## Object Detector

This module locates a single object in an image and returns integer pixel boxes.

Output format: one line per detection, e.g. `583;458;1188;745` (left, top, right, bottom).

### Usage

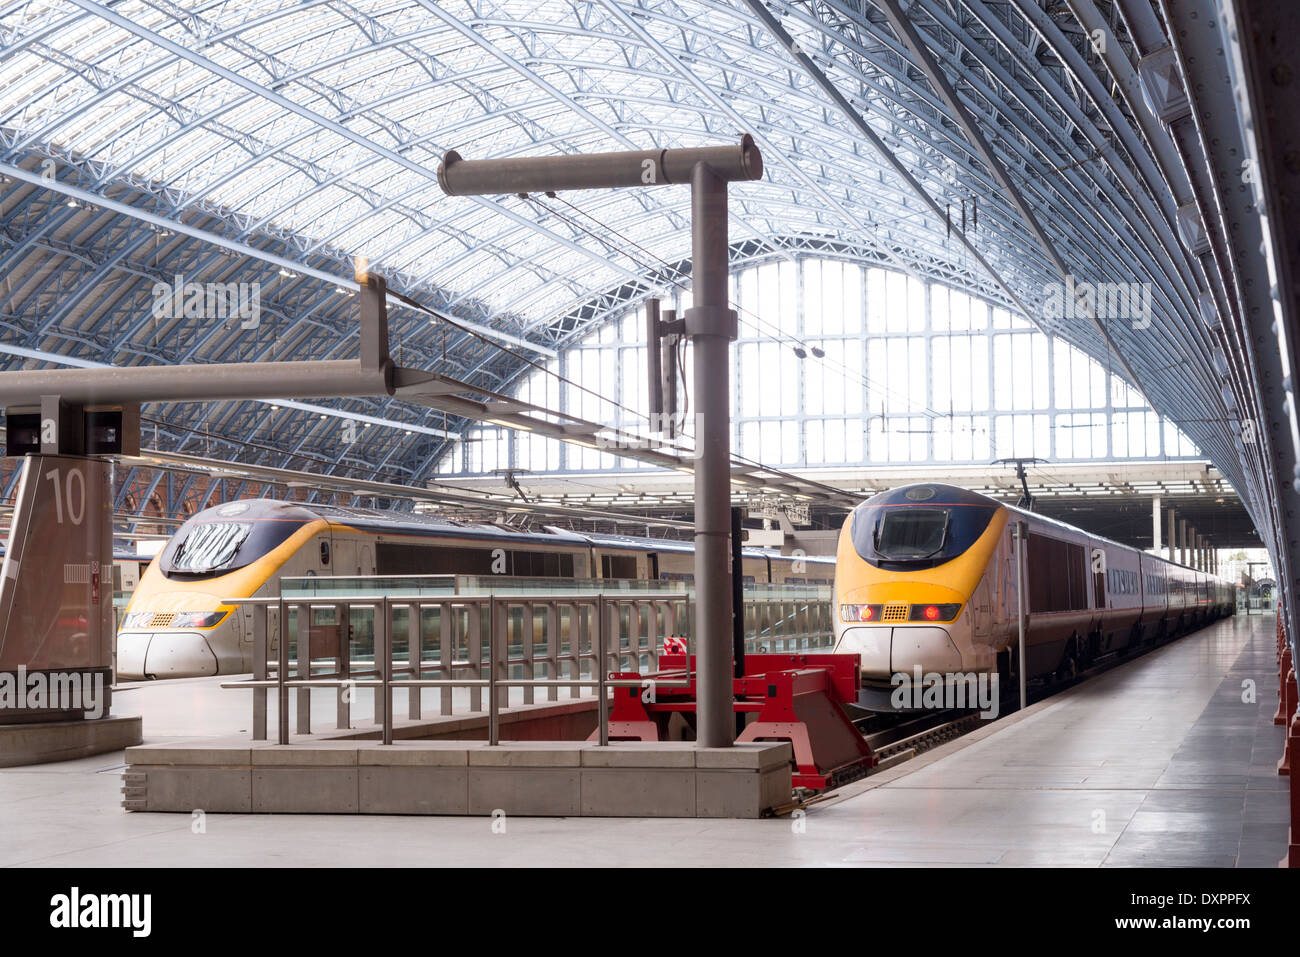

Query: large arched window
436;258;1198;475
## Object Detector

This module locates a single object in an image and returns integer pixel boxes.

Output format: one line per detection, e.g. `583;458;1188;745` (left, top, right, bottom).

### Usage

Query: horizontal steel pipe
0;359;393;405
438;136;763;195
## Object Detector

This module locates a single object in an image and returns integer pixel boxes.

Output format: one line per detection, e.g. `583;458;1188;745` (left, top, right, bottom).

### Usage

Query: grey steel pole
1015;521;1028;712
434;138;763;749
438;141;761;195
0;360;391;405
690;161;737;748
1152;495;1162;553
278;598;289;746
646;298;663;418
597;596;609;747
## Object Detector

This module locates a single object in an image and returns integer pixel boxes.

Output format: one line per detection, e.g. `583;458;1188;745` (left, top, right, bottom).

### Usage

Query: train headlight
908;603;961;622
840;603;883;622
122;611;151;628
169;611;229;629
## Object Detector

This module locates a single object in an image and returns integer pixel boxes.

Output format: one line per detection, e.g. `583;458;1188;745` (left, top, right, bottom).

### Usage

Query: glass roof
0;0;1252;517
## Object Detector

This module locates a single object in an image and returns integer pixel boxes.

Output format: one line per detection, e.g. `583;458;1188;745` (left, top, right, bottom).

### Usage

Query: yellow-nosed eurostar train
117;498;835;679
833;483;1235;704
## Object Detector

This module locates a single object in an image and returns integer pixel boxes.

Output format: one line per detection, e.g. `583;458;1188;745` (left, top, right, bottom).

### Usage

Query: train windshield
168;523;251;574
874;509;948;560
159;515;308;579
852;501;998;569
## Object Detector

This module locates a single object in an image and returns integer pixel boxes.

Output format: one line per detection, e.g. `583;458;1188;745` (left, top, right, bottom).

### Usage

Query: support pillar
1280;666;1297;775
690;161;739;748
1168;507;1177;562
1277;646;1291;725
1288;710;1300;866
1153;495;1162;554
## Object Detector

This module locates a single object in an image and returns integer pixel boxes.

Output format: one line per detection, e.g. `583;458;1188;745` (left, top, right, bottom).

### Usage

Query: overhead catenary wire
388;288;849;500
532;191;949;422
386;286;651;426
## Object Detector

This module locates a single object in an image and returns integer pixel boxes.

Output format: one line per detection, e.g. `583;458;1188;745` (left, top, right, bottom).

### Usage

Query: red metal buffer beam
593;651;876;791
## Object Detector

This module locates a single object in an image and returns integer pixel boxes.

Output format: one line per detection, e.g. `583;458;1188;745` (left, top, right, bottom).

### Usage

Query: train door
971;575;994;641
331;537;362;576
1001;532;1017;621
648;552;659;581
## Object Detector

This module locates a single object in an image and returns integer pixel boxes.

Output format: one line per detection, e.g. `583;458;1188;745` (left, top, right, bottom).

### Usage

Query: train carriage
833;483;1235;705
117;498;834;679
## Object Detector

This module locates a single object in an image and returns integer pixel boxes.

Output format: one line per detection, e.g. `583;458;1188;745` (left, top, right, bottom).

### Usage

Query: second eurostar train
117;498;834;679
833;483;1235;700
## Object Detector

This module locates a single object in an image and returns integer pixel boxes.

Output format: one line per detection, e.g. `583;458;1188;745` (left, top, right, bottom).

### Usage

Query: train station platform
0;612;1285;866
817;610;1288;867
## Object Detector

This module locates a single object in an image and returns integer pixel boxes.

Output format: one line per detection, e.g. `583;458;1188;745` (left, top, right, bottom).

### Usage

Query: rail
220;580;834;746
221;591;690;746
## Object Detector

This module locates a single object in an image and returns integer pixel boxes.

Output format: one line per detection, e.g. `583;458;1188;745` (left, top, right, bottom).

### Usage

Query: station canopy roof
0;1;1248;511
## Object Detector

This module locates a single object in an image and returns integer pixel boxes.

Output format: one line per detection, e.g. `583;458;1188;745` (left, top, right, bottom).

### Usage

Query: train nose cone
837;625;965;680
115;632;218;679
890;626;962;675
115;633;151;679
834;625;892;679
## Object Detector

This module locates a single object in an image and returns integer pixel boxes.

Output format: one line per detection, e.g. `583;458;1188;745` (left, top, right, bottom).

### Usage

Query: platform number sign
45;467;86;525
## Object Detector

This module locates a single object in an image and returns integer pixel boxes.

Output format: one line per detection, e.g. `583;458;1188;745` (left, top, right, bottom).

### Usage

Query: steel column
1153;495;1163;553
690;161;737;748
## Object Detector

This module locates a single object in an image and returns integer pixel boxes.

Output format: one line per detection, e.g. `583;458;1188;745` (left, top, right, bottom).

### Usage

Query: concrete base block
124;738;794;818
0;714;142;767
133;767;252;813
468;742;583;767
696;766;791;818
253;768;359;813
360;767;468;814
581;768;696;816
468;768;581;815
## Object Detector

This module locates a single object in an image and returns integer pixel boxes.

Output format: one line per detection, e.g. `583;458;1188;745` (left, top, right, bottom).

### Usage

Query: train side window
320;541;330;566
1028;534;1088;612
601;554;638;580
507;550;575;578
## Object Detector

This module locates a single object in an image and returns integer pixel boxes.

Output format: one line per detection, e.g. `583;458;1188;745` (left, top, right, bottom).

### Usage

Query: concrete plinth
0;715;142;767
123;739;793;818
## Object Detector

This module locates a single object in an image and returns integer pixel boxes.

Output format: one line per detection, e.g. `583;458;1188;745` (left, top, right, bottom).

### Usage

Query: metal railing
221;591;689;746
220;578;834;746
